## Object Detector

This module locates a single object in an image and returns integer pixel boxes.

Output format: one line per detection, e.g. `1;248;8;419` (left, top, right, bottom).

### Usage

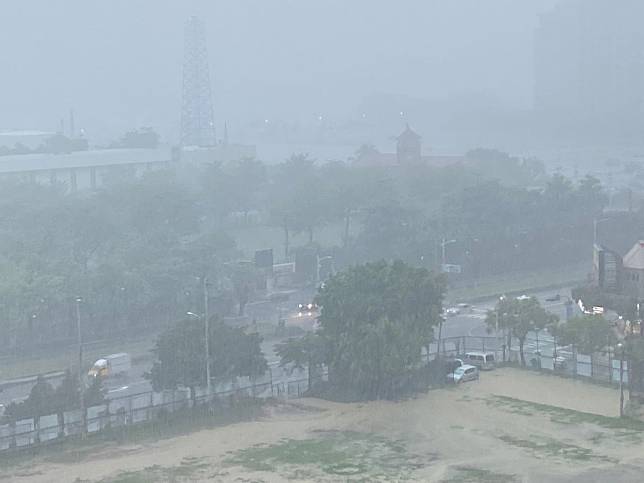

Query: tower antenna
180;16;216;147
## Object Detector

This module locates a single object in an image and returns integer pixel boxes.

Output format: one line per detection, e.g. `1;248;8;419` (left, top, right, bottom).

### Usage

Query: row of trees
3;372;105;421
0;134;89;157
486;296;616;366
200;152;607;276
0;147;609;354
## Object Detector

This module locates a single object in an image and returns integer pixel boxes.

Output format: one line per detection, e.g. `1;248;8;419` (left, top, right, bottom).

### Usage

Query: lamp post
593;217;610;247
187;276;212;397
497;296;505;361
617;342;626;417
75;297;86;438
440;238;457;271
203;277;211;397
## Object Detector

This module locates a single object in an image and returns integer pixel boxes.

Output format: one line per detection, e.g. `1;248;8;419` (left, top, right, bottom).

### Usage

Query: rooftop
623;240;644;270
0;148;173;174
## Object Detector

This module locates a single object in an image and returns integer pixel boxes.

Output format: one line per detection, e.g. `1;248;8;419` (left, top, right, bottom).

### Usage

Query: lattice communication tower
180;16;216;147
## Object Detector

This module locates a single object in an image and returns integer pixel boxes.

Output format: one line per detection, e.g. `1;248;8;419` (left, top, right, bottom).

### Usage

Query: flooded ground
4;368;642;482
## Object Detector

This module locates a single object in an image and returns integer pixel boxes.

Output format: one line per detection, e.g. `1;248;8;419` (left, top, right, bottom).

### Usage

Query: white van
88;353;131;379
464;351;496;370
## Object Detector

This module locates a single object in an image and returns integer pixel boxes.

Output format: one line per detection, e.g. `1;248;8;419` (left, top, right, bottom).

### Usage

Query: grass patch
224;430;432;481
486;395;644;435
441;466;517;482
95;456;211;483
498;434;616;463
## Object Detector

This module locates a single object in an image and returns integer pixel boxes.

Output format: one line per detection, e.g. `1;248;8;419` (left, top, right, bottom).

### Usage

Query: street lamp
593;217;610;247
617;342;626;417
75;296;86;438
496;296;506;361
441;238;457;271
186;276;212;397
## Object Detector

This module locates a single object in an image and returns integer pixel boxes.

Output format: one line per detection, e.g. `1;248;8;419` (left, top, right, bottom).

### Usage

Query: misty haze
2;1;644;482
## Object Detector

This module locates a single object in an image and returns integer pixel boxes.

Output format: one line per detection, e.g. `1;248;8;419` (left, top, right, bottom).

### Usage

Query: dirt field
3;368;644;482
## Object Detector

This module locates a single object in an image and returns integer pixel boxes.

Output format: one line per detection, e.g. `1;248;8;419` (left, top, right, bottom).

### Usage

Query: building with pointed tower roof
353;124;464;168
396;123;422;164
622;241;644;298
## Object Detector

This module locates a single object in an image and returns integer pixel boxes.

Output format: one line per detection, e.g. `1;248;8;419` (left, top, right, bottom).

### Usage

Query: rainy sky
1;0;561;141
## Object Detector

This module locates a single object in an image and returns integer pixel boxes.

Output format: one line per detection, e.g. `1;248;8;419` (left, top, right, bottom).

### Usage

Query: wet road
0;286;317;407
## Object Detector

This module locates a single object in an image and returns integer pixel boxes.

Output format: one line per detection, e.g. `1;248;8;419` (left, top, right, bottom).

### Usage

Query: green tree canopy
551;315;616;355
314;260;446;399
486;296;557;365
147;317;267;401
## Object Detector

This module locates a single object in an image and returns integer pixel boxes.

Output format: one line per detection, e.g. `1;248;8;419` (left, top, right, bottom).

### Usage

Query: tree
84;376;107;407
55;370;80;411
147;317;267;403
276;333;326;388
315;260;445;399
226;159;267;224
5;375;56;420
226;262;257;316
209;321;267;381
268;153;333;247
551;315;616;355
487;297;556;365
147;317;207;404
113;127;159;149
4;371;105;424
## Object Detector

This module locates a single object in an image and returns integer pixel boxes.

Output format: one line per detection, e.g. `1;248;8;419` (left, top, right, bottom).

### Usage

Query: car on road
88;353;131;379
297;302;319;317
445;307;460;316
446;364;479;384
545;294;561;302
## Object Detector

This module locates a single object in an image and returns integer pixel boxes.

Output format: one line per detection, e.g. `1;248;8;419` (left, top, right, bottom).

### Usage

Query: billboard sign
441;264;462;274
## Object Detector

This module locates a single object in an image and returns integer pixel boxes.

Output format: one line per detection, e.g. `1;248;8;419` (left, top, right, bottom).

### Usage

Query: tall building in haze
534;0;644;139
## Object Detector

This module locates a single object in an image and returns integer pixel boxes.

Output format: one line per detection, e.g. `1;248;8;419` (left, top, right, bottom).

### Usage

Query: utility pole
440;238;456;271
593;217;610;247
497;296;506;361
203;277;211;396
75;297;86;438
593;219;598;247
618;342;626;417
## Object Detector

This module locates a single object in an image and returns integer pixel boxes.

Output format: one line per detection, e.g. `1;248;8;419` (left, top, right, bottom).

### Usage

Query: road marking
108;386;129;393
107;380;149;393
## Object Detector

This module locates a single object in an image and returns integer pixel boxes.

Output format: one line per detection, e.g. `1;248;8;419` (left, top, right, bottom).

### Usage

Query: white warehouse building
0;148;176;192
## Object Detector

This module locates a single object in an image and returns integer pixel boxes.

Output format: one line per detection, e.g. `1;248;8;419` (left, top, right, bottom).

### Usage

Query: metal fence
433;335;629;386
0;366;315;454
1;335;628;454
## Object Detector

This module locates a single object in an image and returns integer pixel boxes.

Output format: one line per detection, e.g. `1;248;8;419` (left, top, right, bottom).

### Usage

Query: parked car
446;364;479;384
464;351;496;370
445;358;464;374
545;294;561;302
445;307;460;316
